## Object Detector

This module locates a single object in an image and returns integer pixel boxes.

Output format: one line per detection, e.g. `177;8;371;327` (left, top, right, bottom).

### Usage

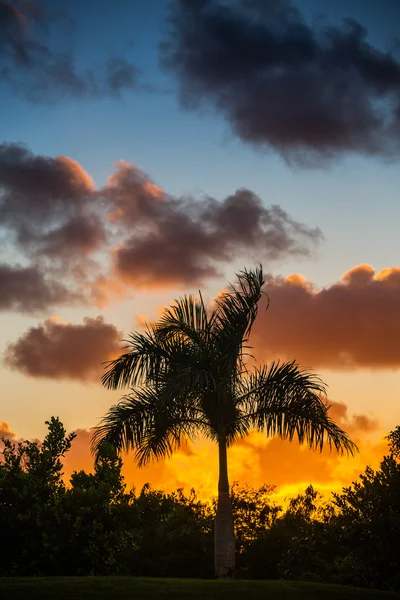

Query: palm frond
210;266;267;376
102;296;212;391
102;328;176;390
238;361;357;456
92;389;151;456
156;293;210;344
98;265;356;473
91;386;210;466
224;405;253;447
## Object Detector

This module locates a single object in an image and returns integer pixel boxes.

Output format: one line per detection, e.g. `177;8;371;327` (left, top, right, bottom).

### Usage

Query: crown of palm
92;267;356;465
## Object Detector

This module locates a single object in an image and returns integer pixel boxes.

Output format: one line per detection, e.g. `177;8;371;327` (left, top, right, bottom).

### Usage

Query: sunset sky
1;0;400;503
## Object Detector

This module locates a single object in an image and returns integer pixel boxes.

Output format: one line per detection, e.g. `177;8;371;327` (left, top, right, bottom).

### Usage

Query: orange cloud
223;399;382;503
63;428;191;493
89;274;131;308
103;161;321;290
329;400;379;434
0;144;322;313
4;316;123;382
250;264;400;370
0;403;385;508
133;305;167;330
0;420;18;455
0;420;16;440
60;402;384;506
55;156;95;191
105;160;166;223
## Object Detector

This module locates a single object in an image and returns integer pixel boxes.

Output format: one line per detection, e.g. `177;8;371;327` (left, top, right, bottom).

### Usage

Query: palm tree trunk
214;435;235;578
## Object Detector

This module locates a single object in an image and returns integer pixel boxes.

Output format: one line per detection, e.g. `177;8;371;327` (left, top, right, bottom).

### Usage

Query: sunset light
1;0;399;596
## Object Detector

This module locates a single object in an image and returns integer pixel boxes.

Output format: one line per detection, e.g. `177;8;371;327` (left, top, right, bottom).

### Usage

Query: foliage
328;455;400;591
126;485;213;577
0;418;399;592
387;426;400;458
0;417;75;575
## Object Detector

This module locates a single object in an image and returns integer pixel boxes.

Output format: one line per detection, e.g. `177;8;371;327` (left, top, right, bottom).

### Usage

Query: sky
1;0;400;503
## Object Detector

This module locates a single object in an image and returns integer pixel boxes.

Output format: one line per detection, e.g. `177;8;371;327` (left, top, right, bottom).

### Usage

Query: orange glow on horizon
63;427;388;506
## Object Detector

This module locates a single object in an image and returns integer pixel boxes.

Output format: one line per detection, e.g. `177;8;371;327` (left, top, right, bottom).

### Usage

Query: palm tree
92;266;357;578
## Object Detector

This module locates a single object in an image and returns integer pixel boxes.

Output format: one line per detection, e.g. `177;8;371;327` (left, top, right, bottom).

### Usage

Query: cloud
106;58;140;94
0;142;100;259
250;264;400;369
0;142;322;312
4;316;123;381
224;399;380;503
61;400;383;504
0;420;16;440
102;161;322;288
0;398;382;504
0;143;105;312
62;429;95;478
161;0;400;165
328;400;379;435
35;215;106;260
0;0;140;102
0;420;17;455
0;264;81;312
63;428;191;493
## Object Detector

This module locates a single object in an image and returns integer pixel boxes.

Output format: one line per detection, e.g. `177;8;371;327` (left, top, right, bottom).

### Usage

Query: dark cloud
4;316;123;381
0;264;80;313
0;143;322;310
0;142;99;257
103;161;322;288
0;0;140;101
329;401;379;435
30;215;106;261
0;142;92;201
161;0;400;165
250;264;400;369
106;58;140;94
0;143;106;312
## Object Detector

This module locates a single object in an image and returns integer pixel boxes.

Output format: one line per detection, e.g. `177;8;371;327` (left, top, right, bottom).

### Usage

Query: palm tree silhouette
92;266;357;578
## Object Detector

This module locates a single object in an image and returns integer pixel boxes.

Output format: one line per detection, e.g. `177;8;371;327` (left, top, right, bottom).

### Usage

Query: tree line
1;416;399;592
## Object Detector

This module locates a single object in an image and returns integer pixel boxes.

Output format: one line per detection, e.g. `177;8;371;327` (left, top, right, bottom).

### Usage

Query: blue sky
3;0;399;289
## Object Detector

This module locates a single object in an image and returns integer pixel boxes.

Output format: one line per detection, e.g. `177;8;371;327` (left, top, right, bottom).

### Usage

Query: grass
0;577;399;600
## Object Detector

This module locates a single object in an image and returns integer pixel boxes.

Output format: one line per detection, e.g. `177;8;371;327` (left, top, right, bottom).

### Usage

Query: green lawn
0;577;398;600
